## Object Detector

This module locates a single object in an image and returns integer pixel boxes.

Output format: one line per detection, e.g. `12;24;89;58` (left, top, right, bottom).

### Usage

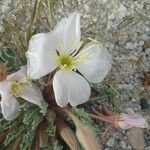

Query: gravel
0;0;150;149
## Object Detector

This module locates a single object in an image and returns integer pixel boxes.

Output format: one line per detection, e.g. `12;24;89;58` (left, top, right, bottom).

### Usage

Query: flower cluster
0;12;112;120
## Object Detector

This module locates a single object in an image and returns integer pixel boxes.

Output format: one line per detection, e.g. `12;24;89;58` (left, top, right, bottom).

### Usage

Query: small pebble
120;141;127;149
140;99;149;109
144;130;150;146
106;138;115;147
128;128;146;150
145;146;150;150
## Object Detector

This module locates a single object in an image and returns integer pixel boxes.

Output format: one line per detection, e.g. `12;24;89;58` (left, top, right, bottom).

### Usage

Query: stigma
57;54;75;70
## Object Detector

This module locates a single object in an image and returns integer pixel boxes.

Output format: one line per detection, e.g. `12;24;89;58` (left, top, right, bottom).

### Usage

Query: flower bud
56;118;80;150
64;108;101;150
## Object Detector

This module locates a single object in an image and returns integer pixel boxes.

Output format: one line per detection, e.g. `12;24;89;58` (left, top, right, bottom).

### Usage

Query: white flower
26;12;111;107
0;66;44;121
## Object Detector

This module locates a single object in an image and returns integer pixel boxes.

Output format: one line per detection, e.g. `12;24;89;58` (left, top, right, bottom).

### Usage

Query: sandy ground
0;0;150;149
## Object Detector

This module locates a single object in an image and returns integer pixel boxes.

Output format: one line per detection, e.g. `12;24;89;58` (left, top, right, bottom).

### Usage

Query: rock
143;72;150;87
144;0;150;3
120;141;127;149
143;39;150;49
145;146;150;150
117;34;128;45
126;145;132;150
140;99;149;110
128;128;146;150
144;129;150;146
84;4;90;12
118;84;134;90
106;137;115;147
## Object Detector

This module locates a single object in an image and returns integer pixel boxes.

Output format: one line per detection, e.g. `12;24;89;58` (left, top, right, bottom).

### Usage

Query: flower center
57;54;75;70
10;81;20;96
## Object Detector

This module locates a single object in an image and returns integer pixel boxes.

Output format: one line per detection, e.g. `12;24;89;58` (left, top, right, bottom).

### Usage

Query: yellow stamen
77;41;83;51
73;45;94;63
57;54;75;70
71;41;83;57
9;81;20;97
57;42;93;70
19;77;32;87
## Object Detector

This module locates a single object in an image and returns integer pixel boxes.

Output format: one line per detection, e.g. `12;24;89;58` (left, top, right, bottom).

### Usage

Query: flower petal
20;84;43;106
26;33;58;79
76;43;112;83
1;95;20;121
53;12;81;54
118;121;132;129
119;113;148;129
7;65;27;81
0;80;11;96
53;70;91;107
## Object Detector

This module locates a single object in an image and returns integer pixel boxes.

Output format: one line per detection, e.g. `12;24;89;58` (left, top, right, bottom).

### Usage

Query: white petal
53;70;91;107
76;43;112;83
7;65;27;81
53;12;81;54
1;95;20;121
20;84;43;106
26;33;58;79
0;80;11;96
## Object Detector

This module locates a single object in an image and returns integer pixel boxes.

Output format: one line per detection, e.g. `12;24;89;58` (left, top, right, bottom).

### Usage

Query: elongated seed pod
56;118;80;150
64;108;101;150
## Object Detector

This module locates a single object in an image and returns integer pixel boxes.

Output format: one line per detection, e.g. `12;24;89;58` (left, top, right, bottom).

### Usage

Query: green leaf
20;129;35;150
104;88;121;112
3;116;24;146
19;105;44;150
72;107;100;135
0;118;12;132
0;143;6;150
72;108;92;125
0;49;21;71
46;122;56;137
4;126;24;146
23;106;43;129
40;101;48;115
